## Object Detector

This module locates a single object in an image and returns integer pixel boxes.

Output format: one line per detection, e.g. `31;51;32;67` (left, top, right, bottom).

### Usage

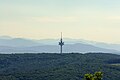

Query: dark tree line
0;53;119;80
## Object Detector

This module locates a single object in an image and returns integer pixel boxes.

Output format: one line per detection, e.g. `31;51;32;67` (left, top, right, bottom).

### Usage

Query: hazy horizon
1;0;120;43
0;35;119;45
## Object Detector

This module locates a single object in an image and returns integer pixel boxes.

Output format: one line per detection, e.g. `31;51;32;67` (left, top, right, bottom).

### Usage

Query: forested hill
0;53;120;80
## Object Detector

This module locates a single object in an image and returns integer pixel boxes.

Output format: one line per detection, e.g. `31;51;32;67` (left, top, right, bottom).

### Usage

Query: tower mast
59;32;64;53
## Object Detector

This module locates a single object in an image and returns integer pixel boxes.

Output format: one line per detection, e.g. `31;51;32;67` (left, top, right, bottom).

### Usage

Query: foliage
84;73;94;80
84;71;103;80
0;53;119;80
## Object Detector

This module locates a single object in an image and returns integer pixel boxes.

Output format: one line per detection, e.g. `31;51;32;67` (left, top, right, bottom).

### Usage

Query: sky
0;0;120;43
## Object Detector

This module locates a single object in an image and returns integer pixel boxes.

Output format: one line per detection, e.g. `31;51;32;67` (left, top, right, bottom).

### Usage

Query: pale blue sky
0;0;120;43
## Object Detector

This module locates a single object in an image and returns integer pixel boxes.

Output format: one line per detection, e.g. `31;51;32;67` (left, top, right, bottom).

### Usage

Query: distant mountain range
0;36;120;54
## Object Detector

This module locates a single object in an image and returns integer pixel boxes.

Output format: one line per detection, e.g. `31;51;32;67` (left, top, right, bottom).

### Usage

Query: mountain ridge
0;36;120;54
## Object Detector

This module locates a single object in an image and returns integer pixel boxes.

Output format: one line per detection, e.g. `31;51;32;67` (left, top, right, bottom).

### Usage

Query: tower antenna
59;32;64;53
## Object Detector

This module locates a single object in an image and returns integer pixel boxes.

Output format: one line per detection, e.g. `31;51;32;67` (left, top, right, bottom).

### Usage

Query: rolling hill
0;53;119;80
0;36;120;54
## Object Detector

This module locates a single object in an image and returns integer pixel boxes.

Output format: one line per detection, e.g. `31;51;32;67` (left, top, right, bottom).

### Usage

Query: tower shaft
60;45;62;53
59;32;64;53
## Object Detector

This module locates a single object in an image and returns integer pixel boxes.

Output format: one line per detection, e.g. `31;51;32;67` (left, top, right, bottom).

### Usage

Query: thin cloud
106;16;120;20
30;16;80;23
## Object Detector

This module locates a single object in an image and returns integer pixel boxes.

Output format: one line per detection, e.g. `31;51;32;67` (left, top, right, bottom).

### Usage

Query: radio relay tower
59;32;64;53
